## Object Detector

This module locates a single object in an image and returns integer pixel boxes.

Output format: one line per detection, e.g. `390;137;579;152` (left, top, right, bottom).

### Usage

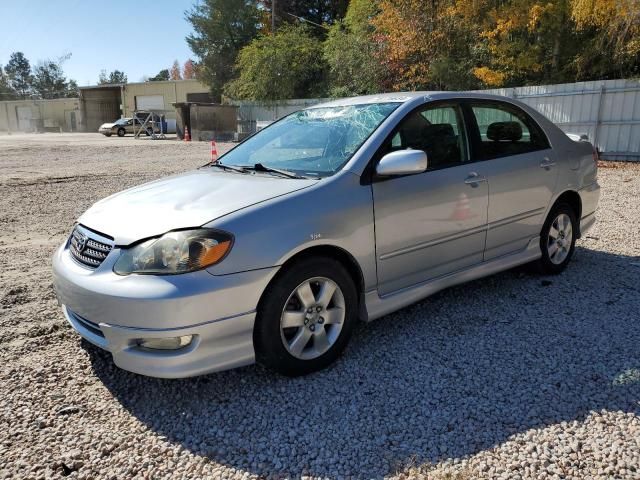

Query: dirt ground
1;133;639;479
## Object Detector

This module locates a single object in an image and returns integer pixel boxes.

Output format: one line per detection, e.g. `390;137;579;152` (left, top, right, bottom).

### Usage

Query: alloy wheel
547;213;573;265
280;277;345;360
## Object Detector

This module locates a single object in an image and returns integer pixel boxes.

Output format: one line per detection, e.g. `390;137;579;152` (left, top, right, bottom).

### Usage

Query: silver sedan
52;92;600;377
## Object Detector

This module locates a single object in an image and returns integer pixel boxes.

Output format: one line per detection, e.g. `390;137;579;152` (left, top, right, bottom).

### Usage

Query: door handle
540;157;556;169
464;172;487;185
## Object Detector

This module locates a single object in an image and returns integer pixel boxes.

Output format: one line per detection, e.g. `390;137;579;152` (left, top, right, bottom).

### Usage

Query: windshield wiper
205;162;248;174
244;163;305;179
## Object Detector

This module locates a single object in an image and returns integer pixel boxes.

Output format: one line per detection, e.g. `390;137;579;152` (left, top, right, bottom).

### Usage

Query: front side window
220;103;400;177
385;105;467;170
470;103;550;159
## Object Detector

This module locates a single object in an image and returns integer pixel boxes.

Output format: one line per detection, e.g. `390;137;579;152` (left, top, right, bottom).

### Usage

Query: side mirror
376;149;428;177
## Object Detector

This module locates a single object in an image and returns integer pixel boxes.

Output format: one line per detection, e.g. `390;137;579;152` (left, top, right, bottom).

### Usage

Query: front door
372;103;489;296
465;101;559;260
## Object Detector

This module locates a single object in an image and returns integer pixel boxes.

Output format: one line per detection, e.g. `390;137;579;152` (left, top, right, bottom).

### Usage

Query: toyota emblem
76;233;88;252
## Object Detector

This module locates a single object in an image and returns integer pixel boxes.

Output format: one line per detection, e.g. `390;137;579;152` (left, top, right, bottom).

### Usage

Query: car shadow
86;245;640;478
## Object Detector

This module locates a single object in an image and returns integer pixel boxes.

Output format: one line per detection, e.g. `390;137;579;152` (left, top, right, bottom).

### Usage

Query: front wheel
117;128;126;137
254;257;357;376
536;203;577;274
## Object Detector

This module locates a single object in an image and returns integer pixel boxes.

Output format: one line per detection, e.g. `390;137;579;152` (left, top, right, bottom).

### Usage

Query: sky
0;0;196;85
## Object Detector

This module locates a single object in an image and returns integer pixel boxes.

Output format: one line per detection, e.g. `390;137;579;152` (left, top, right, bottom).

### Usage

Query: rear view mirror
376;149;428;177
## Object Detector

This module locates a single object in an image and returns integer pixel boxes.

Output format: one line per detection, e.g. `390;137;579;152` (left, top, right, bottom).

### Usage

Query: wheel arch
257;244;367;321
551;190;582;237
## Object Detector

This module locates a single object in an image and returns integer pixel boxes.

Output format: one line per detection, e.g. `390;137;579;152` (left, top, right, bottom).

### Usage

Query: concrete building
78;79;212;132
0;98;81;133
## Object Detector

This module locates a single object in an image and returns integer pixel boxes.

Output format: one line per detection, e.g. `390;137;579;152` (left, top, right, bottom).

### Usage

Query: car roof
309;91;518;108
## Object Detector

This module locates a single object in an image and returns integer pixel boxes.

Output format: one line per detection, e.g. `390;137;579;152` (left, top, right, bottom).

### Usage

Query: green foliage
98;69;127;85
260;0;348;34
186;0;262;101
31;56;77;99
5;52;32;98
186;0;640;99
324;0;385;96
148;69;170;81
224;24;327;101
0;66;17;100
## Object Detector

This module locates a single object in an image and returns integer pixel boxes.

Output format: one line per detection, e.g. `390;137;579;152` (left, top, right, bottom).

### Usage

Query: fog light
136;335;193;350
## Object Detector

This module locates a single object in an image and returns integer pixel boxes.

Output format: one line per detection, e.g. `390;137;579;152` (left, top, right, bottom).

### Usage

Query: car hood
78;169;318;245
99;123;116;129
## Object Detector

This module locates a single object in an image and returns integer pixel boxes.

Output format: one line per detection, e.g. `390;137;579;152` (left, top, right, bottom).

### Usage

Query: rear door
464;100;558;260
372;102;489;295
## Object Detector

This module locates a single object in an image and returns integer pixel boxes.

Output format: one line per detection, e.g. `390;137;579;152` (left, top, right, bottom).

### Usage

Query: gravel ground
1;133;639;479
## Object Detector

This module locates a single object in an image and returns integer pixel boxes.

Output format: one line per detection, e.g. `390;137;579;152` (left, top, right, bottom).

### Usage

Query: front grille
69;227;113;269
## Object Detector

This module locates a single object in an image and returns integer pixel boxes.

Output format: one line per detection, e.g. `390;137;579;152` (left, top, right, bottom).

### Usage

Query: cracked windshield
220;103;399;177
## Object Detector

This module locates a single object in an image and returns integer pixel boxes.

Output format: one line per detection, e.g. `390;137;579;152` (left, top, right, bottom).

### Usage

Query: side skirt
364;237;541;322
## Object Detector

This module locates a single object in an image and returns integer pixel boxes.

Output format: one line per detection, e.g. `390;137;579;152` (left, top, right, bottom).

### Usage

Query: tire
536;202;578;274
254;257;358;376
103;133;111;137
117;128;126;137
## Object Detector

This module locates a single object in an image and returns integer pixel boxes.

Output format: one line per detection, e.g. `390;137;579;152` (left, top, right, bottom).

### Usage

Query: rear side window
470;103;549;159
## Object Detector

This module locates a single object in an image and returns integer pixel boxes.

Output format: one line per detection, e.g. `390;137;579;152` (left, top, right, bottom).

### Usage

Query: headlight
113;229;233;275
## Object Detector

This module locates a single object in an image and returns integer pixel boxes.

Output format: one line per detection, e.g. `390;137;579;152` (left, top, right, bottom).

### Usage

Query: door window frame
367;100;471;183
461;99;551;161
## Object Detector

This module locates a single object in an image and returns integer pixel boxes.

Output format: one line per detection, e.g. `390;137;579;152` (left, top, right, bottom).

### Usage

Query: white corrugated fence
483;79;640;161
228;79;640;161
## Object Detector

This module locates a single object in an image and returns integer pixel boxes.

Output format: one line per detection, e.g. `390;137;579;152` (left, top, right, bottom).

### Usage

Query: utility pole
272;0;276;33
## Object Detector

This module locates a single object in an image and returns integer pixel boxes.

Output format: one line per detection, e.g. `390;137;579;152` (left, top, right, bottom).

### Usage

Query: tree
183;59;196;79
372;0;473;90
5;52;32;98
65;79;79;98
0;66;17;100
148;69;170;81
571;0;640;78
98;69;127;84
260;0;348;34
170;60;182;80
324;0;385;96
448;0;578;87
186;0;262;101
32;58;76;99
372;0;595;90
224;24;327;100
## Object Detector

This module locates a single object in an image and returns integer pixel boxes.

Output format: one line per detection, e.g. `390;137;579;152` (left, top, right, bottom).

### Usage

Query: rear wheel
254;257;357;376
536;203;577;274
117;127;126;137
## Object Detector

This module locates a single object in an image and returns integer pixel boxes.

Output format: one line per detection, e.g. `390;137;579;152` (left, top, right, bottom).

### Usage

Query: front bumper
52;240;278;378
62;305;255;378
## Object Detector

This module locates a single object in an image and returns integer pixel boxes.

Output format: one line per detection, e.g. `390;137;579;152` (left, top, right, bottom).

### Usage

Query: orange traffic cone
210;141;218;163
451;193;471;221
184;125;191;142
